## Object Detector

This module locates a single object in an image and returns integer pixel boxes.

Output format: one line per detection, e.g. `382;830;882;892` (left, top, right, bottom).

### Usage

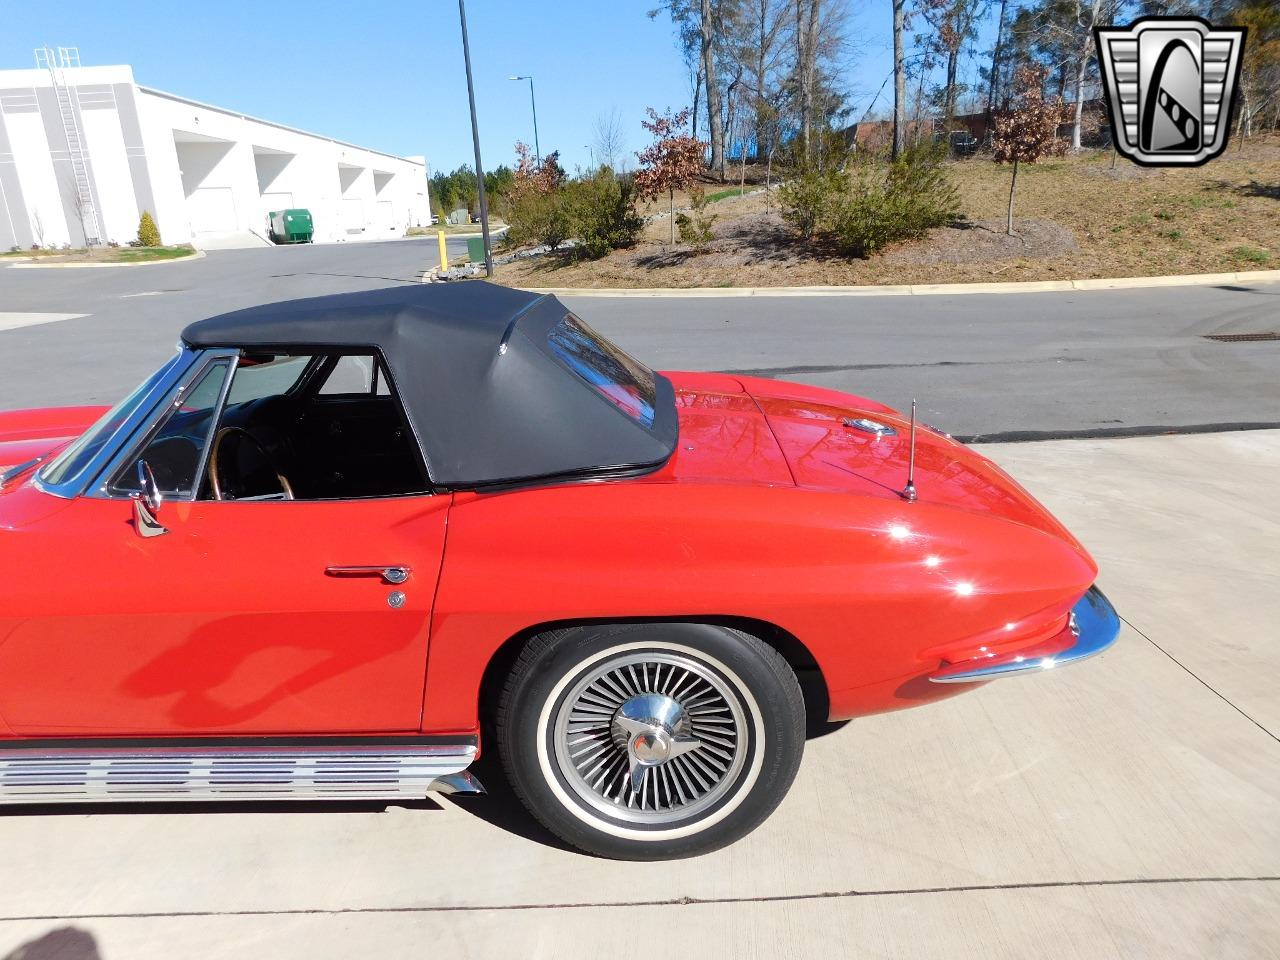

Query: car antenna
901;399;918;502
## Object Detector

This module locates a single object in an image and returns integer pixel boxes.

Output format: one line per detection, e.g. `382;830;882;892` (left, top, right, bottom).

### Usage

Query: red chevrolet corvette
0;282;1117;859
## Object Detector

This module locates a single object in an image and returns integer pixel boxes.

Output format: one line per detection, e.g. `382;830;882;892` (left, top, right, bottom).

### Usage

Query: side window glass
226;355;310;403
319;354;376;395
112;360;230;498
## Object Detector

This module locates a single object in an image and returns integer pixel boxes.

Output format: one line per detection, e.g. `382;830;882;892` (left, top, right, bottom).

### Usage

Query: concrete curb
527;268;1280;298
5;250;206;269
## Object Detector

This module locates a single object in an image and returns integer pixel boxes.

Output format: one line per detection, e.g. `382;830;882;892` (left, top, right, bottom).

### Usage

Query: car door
0;495;450;738
0;352;449;737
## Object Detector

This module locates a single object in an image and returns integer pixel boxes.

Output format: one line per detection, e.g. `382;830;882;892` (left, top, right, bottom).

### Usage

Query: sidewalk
0;430;1274;959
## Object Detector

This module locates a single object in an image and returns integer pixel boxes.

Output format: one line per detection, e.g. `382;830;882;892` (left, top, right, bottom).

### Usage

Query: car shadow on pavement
446;748;580;854
445;713;853;856
0;797;445;818
3;926;101;960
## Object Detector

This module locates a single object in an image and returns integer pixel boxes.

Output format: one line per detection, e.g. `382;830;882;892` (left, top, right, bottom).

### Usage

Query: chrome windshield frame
31;347;241;501
86;347;241;501
33;349;199;500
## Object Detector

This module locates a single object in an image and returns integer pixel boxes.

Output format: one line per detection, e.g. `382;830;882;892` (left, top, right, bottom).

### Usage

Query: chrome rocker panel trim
928;586;1120;684
0;737;484;804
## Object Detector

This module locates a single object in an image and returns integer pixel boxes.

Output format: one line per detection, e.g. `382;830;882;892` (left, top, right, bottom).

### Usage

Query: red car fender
420;479;1096;732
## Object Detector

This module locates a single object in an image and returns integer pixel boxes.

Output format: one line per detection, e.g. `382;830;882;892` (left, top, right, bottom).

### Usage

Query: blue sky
4;2;993;176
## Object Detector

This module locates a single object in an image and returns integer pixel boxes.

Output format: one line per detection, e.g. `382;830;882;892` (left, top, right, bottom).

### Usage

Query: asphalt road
1;240;1278;439
0;243;1277;956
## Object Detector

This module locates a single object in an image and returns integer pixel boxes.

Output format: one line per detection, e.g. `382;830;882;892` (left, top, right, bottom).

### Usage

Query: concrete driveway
0;429;1274;959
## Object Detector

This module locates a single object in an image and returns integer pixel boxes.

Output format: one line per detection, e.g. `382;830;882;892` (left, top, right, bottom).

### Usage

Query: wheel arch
477;615;830;736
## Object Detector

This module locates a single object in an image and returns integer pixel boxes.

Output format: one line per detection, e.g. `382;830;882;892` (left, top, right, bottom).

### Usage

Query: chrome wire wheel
550;649;753;826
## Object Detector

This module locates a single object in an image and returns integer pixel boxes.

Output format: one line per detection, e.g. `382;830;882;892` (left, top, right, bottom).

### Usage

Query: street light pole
508;75;540;163
458;0;493;277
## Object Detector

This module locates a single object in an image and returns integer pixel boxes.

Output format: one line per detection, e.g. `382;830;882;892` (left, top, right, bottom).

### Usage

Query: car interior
111;352;430;501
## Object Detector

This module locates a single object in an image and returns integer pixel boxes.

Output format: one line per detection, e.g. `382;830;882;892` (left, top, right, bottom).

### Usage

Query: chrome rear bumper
928;586;1120;684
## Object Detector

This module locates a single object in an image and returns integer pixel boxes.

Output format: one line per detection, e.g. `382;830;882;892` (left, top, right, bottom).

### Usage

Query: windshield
38;351;186;489
547;314;657;428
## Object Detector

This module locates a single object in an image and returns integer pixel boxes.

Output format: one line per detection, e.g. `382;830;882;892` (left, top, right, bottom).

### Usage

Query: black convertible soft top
181;282;678;488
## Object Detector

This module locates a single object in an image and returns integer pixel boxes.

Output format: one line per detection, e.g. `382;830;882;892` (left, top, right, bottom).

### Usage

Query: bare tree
651;0;727;173
29;209;46;249
721;64;746;180
60;172;93;249
795;0;822;157
741;0;786;160
986;0;1009;119
919;0;991;127
650;2;705;136
701;0;727;176
592;110;627;171
892;0;909;158
1069;0;1109;150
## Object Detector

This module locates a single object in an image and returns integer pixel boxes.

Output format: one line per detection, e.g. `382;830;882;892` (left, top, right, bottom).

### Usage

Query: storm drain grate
1204;332;1280;342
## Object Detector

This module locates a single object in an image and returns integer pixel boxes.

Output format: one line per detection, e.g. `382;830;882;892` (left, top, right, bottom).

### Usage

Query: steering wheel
209;426;295;501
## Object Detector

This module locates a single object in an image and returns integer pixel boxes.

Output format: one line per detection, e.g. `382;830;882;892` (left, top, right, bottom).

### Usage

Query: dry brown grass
495;136;1280;289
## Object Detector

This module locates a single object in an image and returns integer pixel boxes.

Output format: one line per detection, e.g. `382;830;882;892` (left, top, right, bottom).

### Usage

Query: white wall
139;86;430;245
0;64;431;249
5;110;69;248
80;105;138;245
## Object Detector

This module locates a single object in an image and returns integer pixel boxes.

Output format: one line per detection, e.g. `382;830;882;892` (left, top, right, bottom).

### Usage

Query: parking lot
0;248;1277;958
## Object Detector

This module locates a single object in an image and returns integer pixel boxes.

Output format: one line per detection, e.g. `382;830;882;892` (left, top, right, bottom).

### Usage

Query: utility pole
458;0;493;277
508;76;541;163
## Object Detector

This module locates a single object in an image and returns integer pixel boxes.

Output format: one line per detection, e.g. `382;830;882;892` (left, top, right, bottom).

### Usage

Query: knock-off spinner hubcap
552;651;749;825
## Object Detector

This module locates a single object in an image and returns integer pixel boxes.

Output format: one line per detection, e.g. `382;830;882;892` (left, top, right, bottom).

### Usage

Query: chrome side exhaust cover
0;737;484;804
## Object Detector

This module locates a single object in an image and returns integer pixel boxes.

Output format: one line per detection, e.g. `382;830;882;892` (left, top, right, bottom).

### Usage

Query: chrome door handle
325;565;411;584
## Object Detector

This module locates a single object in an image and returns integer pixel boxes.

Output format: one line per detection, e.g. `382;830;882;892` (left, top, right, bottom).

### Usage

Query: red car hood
661;372;1082;550
0;406;106;478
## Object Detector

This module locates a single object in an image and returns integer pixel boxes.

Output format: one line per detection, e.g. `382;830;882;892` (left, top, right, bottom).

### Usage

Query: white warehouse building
0;53;431;250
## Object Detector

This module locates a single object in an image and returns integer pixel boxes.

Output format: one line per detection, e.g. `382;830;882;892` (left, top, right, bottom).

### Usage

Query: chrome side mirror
131;460;168;538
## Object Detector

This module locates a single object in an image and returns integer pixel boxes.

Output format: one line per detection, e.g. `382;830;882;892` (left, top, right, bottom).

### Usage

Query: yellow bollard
437;230;449;273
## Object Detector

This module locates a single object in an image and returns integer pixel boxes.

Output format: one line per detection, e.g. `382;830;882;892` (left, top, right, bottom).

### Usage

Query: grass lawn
496;135;1280;289
2;245;197;263
407;221;504;236
113;246;198;262
704;187;751;203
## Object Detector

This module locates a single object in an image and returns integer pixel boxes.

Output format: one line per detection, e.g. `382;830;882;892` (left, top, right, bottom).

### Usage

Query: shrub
779;168;842;240
137;211;161;247
506;169;643;259
676;186;717;250
571;171;644;260
832;143;959;257
505;189;573;250
781;143;958;258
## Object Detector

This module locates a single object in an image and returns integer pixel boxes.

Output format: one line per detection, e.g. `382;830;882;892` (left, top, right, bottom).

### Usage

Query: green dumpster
268;209;314;244
466;236;486;263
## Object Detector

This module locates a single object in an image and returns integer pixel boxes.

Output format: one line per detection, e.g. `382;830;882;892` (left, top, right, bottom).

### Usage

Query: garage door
340;198;365;234
187;187;237;234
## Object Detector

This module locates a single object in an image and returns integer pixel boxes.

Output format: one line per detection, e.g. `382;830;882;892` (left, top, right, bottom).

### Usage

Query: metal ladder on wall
34;46;102;246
